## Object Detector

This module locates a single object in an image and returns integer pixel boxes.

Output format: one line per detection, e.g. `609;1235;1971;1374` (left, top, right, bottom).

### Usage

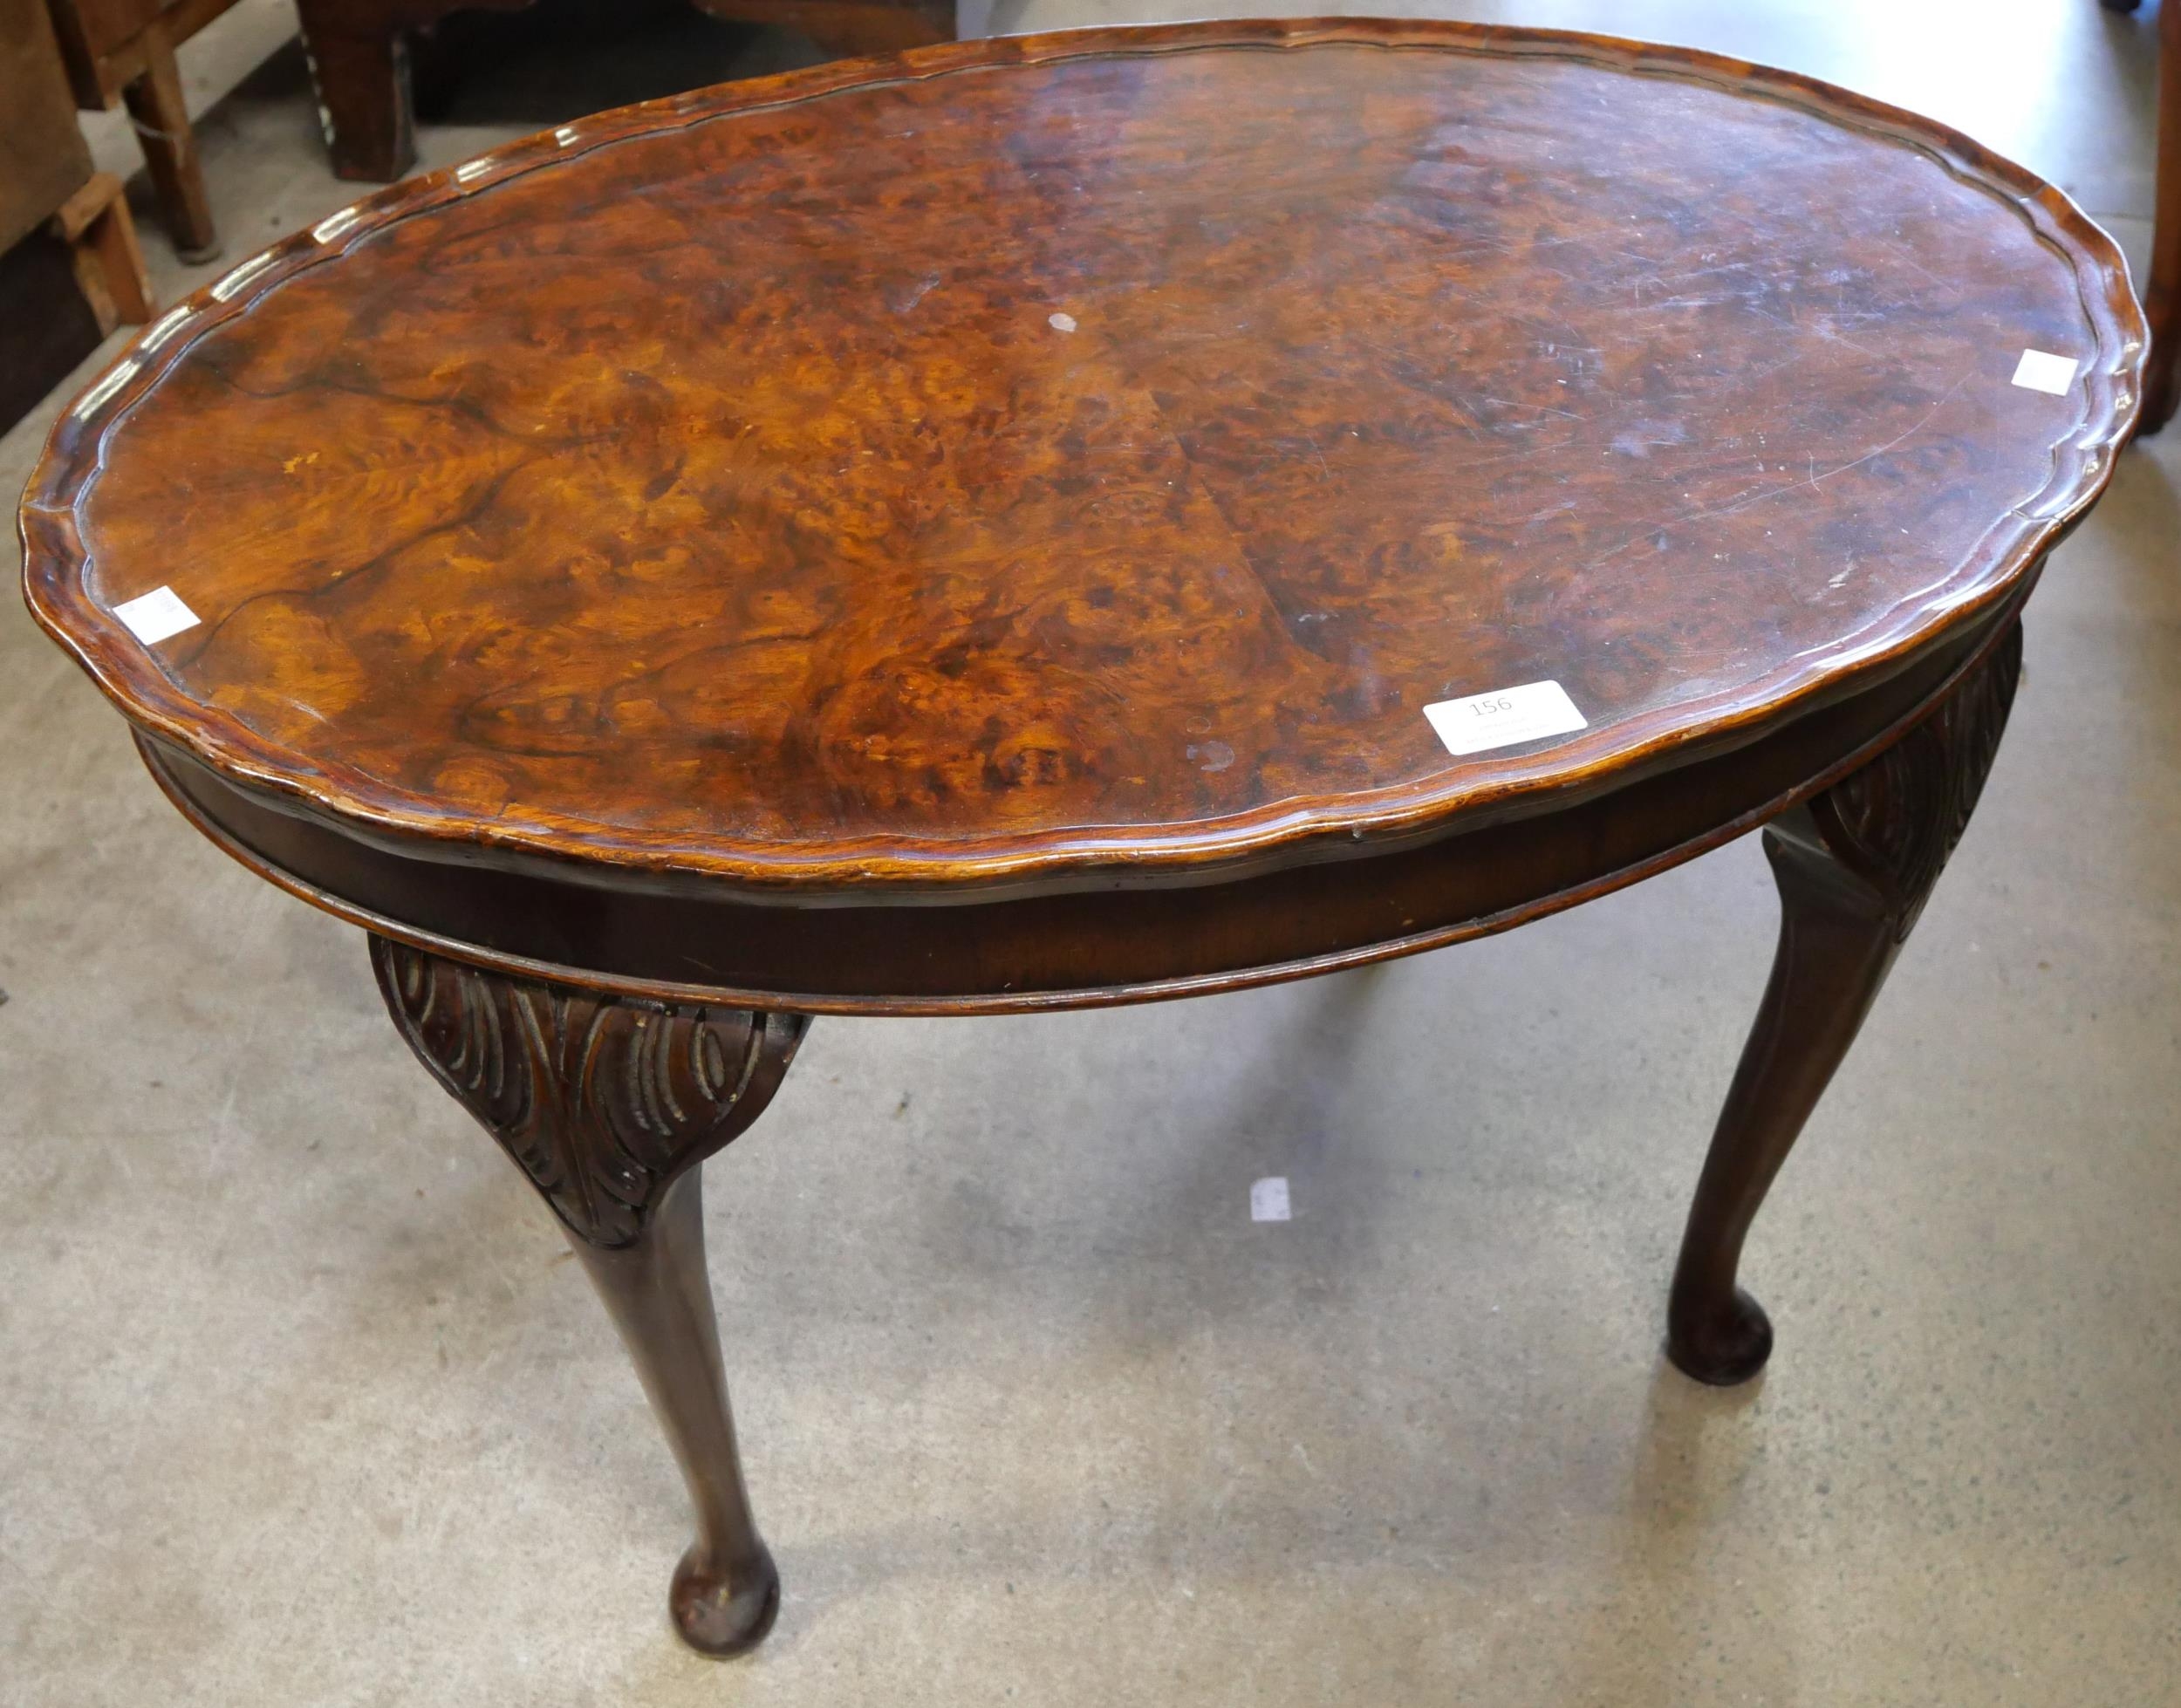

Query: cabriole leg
370;936;807;1656
1667;620;2022;1384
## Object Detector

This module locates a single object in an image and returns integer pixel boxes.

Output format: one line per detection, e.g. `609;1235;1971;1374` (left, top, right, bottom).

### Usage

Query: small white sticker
1424;680;1587;756
2011;349;2079;395
1250;1177;1291;1222
113;586;200;646
1048;311;1077;333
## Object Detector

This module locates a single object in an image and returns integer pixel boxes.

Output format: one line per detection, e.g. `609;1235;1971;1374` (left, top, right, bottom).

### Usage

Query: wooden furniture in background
291;0;954;181
2143;0;2179;429
3;0;93;251
43;0;248;259
1;0;151;429
2104;0;2179;432
51;168;154;328
21;20;2142;1662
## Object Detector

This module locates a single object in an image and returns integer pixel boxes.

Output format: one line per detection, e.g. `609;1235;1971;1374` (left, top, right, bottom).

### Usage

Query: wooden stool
44;0;250;261
51;168;153;331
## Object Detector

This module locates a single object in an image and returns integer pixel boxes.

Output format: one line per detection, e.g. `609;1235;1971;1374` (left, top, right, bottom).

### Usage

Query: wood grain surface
21;19;2143;895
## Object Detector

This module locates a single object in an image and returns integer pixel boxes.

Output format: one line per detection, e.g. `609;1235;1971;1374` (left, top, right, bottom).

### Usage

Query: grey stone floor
4;3;2178;1703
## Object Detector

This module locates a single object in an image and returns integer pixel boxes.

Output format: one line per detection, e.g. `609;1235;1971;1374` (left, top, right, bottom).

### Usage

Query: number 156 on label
1422;679;1588;757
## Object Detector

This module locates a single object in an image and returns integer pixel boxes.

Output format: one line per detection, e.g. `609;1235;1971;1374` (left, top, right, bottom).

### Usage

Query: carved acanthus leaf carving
371;938;808;1247
1792;619;2023;937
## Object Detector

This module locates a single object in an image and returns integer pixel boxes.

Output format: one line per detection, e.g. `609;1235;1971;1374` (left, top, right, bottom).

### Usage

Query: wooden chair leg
298;17;417;182
121;20;218;262
54;173;155;332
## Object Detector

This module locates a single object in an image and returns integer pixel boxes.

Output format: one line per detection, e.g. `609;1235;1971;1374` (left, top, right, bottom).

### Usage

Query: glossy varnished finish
22;19;2140;905
17;19;2146;1664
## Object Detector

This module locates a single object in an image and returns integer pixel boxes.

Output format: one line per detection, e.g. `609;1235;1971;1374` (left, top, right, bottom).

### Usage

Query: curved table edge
19;17;2144;897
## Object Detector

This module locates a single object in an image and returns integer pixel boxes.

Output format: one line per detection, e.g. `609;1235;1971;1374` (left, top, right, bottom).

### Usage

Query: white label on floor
112;586;200;646
2011;349;2079;395
1250;1177;1291;1222
1424;680;1587;756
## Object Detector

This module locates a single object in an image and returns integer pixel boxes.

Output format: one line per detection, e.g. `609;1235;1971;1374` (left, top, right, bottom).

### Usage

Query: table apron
136;604;2016;1015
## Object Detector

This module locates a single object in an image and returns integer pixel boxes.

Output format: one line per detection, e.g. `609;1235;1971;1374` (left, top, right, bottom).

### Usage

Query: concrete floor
3;2;2179;1703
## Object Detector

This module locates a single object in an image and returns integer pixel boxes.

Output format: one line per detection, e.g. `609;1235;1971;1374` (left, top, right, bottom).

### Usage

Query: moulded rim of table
17;17;2148;898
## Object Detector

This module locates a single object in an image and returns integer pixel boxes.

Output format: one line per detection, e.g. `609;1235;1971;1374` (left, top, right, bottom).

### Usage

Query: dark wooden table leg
2140;0;2181;434
369;935;807;1656
298;14;416;182
1667;619;2023;1384
121;20;219;261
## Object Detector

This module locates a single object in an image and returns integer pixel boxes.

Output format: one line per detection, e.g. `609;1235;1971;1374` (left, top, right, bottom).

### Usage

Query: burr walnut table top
22;20;2138;915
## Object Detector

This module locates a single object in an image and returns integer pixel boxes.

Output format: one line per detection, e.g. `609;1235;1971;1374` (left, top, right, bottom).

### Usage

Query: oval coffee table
20;18;2143;1658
